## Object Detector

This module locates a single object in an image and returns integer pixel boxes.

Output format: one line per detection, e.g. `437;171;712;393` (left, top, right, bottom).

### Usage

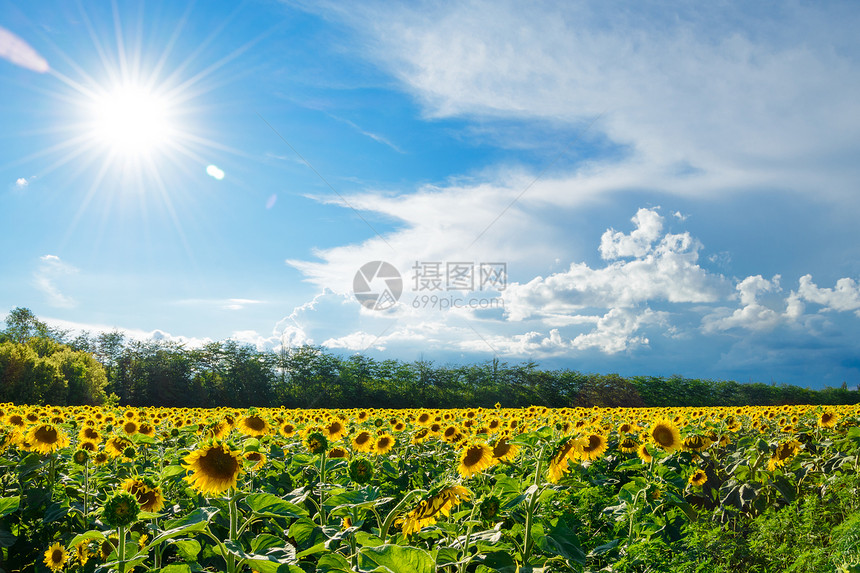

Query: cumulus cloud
503;208;727;322
796;274;860;316
702;275;794;333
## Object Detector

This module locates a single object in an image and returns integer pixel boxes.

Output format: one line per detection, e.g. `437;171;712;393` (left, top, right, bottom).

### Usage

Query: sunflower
121;477;165;512
637;443;653;463
26;423;69;455
182;441;243;496
348;457;374;484
768;439;801;471
305;431;329;454
102;491;141;528
400;484;471;536
547;438;581;483
78;426;102;445
818;411;839;429
351;430;374;452
122;420;138;436
44;542;68;572
648;419;681;453
682;435;712;452
74;540;92;565
442;425;463;444
100;536;119;561
322;419;347;441
578;434;608;461
279;422;296;438
619;437;640;454
243;450;267;471
105;436;134;459
457;442;494;478
237;414;269;437
411;428;431;445
491;436;519;462
373;433;395;455
327;446;349;459
72;449;89;466
688;469;708;487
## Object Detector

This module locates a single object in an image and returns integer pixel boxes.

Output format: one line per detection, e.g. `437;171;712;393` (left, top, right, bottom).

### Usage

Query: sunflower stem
227;492;239;573
380;489;424;544
117;525;127;573
83;460;89;519
319;453;327;526
522;444;547;565
457;501;480;573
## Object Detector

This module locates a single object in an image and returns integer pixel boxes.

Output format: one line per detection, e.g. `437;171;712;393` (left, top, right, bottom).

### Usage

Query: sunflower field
0;403;859;573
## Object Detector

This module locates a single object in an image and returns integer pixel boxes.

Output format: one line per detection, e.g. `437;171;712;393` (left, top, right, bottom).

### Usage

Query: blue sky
2;1;860;388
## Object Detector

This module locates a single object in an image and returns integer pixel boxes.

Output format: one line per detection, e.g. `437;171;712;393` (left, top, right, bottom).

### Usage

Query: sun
89;82;175;157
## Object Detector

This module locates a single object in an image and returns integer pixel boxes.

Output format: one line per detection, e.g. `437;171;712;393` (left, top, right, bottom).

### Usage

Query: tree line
1;307;858;408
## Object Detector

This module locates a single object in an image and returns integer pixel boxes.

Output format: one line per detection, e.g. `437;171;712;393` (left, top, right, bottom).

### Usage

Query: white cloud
321;1;860;203
796;274;860;316
42;317;214;348
599;207;664;260
503;208;727;321
0;26;49;73
33;255;78;308
175;298;266;311
15;177;28;187
702;275;790;333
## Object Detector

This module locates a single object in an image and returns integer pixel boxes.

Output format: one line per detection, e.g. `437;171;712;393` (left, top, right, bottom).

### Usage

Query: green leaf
289;518;325;551
149;507;219;547
0;528;16;548
317;553;352;572
253;534;291;555
536;518;585;565
588;538;621;557
160;565;192;573
172;539;201;561
161;465;187;479
44;501;70;524
67;529;107;549
479;550;518;573
246;492;308;519
223;540;297;572
358;544;435;573
0;496;19;517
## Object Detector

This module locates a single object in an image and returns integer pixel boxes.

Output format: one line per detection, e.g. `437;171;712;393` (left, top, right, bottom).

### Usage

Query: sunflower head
182;441;243;496
72;448;90;466
373;433;395;455
305;431;329;455
649;419;681;452
688;469;708;487
457;442;494;478
479;495;501;521
578;434;608;461
44;542;68;572
102;491;141;528
27;423;70;455
122;476;165;512
348;457;374;484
